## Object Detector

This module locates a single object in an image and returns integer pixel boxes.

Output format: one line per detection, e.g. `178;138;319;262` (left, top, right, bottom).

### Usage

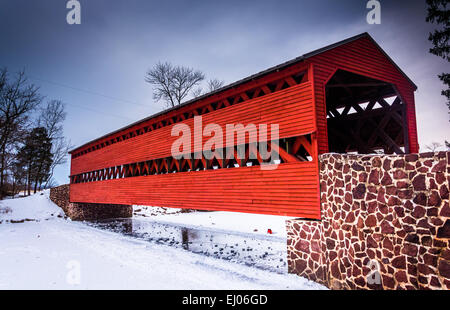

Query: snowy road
0;192;325;290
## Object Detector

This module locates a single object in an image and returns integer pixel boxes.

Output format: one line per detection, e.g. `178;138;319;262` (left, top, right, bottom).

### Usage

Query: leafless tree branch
145;62;205;107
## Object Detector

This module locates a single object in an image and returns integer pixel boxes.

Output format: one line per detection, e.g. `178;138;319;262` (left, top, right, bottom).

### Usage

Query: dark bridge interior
326;69;409;154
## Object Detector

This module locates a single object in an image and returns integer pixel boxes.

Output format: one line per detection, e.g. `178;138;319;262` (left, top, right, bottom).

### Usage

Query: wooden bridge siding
70;62;309;157
70;161;321;218
69;80;321;218
307;36;419;155
68;34;419;218
70;82;315;176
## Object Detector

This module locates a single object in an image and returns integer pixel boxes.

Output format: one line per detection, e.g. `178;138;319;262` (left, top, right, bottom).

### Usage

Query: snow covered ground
0;191;326;290
134;206;292;237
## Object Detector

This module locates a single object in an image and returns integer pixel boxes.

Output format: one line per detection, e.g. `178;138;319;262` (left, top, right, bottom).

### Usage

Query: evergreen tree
11;159;27;196
16;127;53;195
426;0;449;115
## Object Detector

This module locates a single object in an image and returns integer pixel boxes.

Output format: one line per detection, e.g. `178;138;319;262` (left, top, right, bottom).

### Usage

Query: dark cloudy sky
0;0;448;185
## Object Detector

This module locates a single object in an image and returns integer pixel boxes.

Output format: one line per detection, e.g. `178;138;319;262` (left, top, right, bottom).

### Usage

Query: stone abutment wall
49;184;71;214
287;152;449;290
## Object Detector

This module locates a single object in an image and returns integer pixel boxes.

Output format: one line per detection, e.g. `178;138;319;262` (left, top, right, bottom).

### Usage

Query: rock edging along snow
287;152;449;290
50;184;132;221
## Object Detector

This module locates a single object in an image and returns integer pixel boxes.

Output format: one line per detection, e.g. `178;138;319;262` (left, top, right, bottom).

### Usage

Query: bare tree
44;177;58;189
145;62;205;107
190;78;225;99
425;142;443;152
38;100;66;139
37;100;72;188
207;78;225;92
191;87;203;98
45;137;71;188
0;68;42;196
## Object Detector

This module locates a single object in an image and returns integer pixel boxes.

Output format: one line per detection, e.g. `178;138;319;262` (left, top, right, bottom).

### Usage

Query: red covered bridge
68;33;418;219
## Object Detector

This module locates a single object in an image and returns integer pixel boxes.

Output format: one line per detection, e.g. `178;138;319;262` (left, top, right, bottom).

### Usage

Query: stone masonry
49;184;71;214
50;184;132;221
287;152;449;290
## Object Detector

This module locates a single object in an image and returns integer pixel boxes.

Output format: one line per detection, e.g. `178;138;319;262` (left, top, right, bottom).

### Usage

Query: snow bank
0;190;64;222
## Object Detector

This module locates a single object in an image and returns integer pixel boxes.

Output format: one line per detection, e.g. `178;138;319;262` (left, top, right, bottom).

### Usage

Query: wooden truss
327;95;408;154
70;133;316;184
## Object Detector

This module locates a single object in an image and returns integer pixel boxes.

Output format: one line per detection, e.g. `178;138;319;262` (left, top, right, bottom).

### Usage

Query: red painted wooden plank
69;34;418;218
70;162;321;219
70;83;315;175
